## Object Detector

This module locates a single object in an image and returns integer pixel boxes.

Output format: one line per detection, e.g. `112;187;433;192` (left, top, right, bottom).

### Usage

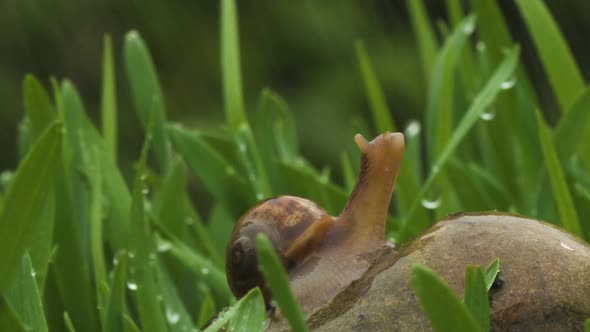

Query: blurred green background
1;0;590;178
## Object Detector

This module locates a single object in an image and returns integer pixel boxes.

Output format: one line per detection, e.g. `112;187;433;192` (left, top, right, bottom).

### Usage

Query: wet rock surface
274;212;590;331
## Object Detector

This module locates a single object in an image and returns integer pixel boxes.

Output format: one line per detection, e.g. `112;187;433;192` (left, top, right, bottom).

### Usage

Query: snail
225;132;590;331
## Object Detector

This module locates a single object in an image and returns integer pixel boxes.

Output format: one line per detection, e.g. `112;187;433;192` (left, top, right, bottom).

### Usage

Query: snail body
225;132;590;331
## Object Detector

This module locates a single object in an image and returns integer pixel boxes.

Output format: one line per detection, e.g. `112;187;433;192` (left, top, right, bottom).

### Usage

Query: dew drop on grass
30;268;37;278
480;109;496;121
201;267;210;275
476;41;486;53
238;142;247;153
128;252;135;259
166;308;180;325
157;241;172;253
256;192;264;200
127;281;138;291
462;20;475;35
500;77;517;90
421;197;442;210
405;120;421;137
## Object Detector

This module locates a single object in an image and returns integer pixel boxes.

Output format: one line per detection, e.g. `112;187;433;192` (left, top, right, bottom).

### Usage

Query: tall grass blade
535;110;582;237
221;0;247;129
407;0;438;80
124;31;171;172
23;75;55;143
0;124;60;292
103;251;128;332
356;40;396;133
0;298;26;332
101;35;118;162
463;265;489;332
256;234;308;332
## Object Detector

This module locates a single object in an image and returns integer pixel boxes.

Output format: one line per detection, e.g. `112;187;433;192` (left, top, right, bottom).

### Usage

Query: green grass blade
398;47;520;242
0;124;61;292
124;31;171;172
256;234;308;332
0;298;26;332
63;312;76;332
23;74;55;143
89;147;107;315
101;35;118;162
158;235;232;307
515;0;584;113
5;253;48;332
228;288;265;332
128;133;168;332
407;0;438;80
154;260;195;331
463;265;489;332
103;251;128;332
221;0;247;129
585;318;590;332
535;110;582;237
554;88;590;161
204;288;263;332
197;294;216;329
356;40;396;133
411;264;479;332
426;15;474;160
484;258;501;292
168;124;251;216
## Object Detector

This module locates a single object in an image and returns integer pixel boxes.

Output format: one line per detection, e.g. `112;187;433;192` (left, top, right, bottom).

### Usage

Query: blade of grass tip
128;131;169;332
535;109;582;237
124;30;171;172
426;14;475;161
17;120;31;160
484;258;500;292
228;288;265;332
411;264;479;332
23;74;55;143
256;234;308;332
5;253;48;332
0;124;61;293
63;312;76;332
515;0;584;113
122;314;140;332
203;288;262;332
356;40;396;133
101;34;118;162
197;293;216;329
407;0;438;81
398;47;519;242
463;265;489;332
0;297;26;332
221;0;247;129
103;251;128;332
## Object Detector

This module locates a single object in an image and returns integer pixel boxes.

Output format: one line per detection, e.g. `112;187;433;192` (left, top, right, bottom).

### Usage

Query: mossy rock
287;212;590;331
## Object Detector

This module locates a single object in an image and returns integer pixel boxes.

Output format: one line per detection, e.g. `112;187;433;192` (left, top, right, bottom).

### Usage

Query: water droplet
140;174;147;181
113;256;119;265
500;77;517;90
405;121;421;137
256;193;264;200
560;241;575;251
127;281;138;291
476;41;486;53
166;308;180;324
157;241;172;253
128;252;135;259
431;165;440;175
462;20;475;35
142;187;150;195
201;267;210;275
421;197;442;210
480;109;496;121
30;269;37;278
238;142;247;153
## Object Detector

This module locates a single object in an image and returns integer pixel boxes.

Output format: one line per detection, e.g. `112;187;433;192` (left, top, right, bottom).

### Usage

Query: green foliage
0;0;588;331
